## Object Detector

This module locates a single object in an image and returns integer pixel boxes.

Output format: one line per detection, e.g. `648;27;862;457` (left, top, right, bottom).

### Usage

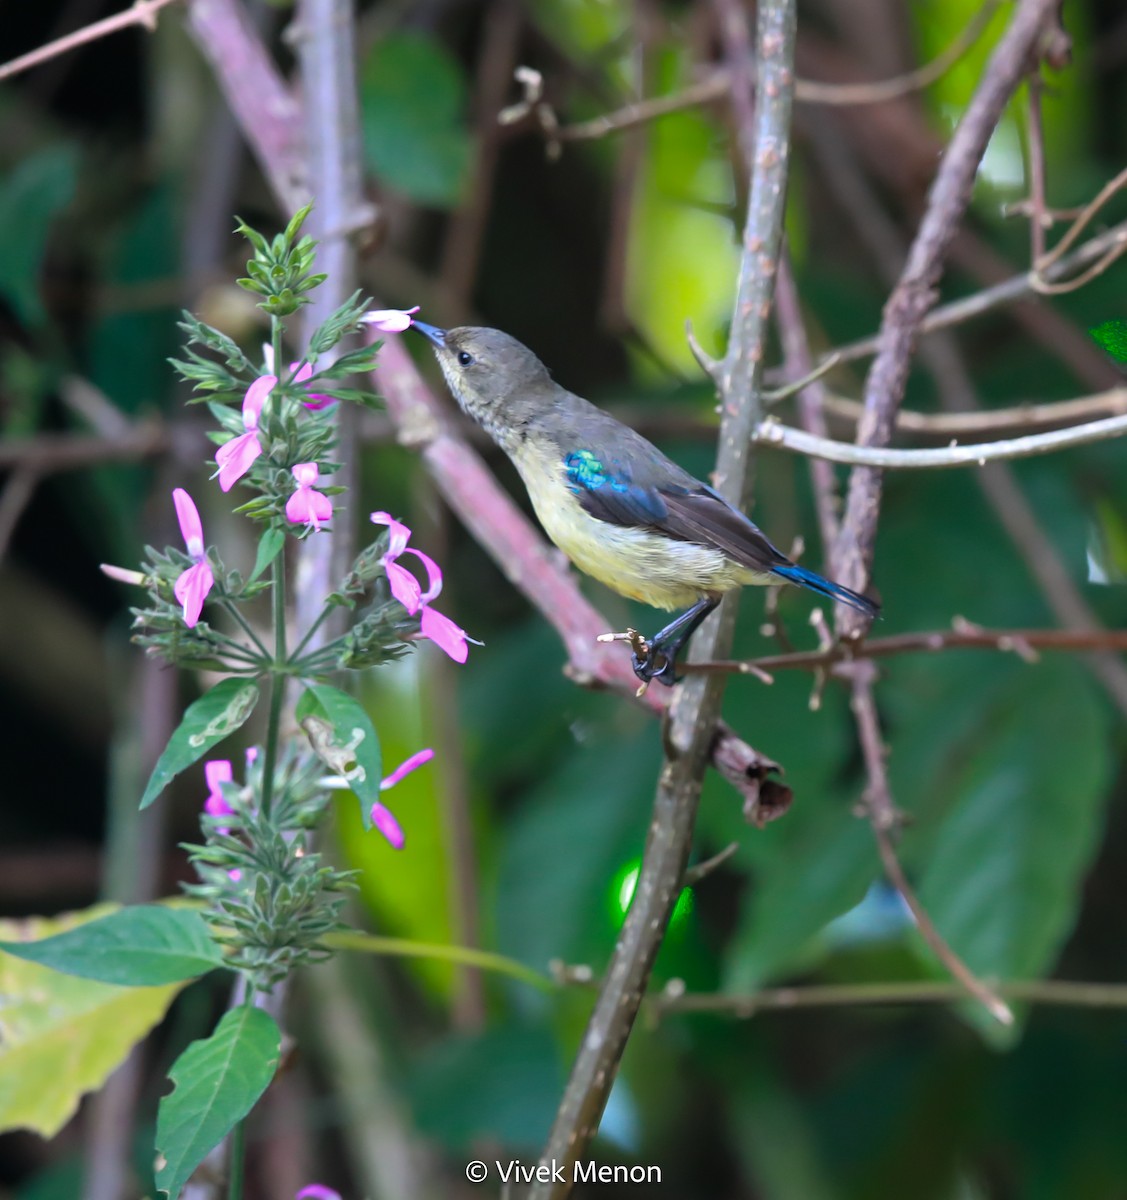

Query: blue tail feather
771;563;879;618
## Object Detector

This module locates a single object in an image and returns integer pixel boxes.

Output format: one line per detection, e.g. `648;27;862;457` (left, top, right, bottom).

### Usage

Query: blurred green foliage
2;1;1127;1197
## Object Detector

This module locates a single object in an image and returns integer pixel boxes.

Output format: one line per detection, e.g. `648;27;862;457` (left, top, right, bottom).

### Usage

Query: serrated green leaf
0;908;185;1137
140;679;261;809
0;906;224;986
155;1005;280;1199
296;683;382;831
248;528;286;584
360;32;471;206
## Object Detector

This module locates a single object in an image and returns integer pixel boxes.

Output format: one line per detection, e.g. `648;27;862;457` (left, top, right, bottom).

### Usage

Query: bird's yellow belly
516;453;767;610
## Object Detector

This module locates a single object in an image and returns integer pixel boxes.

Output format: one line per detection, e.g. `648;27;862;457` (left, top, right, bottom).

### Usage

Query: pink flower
204;760;234;827
369;512;475;663
368;747;434;850
297;1187;342;1200
292;361;333;411
360;305;419;333
172;489;215;628
214;375;274;491
286;463;333;531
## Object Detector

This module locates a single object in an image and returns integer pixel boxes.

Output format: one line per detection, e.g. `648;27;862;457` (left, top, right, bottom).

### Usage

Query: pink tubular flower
261;345;332;410
286;463;333;531
172;488;215;628
360;305;419;333
367;748;434;851
369;512;475;663
297;1187;342;1200
204;760;234;826
214;375;274;491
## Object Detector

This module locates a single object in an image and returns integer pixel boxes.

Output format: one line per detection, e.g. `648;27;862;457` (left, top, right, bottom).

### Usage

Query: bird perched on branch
414;322;879;687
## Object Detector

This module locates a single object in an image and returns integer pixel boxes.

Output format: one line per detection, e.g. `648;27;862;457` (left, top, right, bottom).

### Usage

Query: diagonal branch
528;2;797;1194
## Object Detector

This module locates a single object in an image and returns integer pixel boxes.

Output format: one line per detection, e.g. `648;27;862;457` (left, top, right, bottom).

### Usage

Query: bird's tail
771;563;880;619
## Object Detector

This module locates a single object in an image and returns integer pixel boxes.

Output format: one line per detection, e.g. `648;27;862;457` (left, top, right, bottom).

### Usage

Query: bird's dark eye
457;350;475;367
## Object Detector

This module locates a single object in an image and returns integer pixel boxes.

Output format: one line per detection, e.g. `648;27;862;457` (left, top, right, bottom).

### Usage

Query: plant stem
288;603;335;663
260;554;288;819
220;600;271;659
271;316;284;383
226;985;258;1200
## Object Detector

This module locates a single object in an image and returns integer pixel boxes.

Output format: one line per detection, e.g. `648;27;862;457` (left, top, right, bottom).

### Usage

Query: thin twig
816;387;1127;439
554;0;997;143
0;422;170;472
774;256;839;557
755;404;1127;468
685;622;1127;676
1032;164;1127;276
805;219;1127;373
850;672;1013;1025
831;0;1064;623
0;0;178;83
1024;74;1048;263
655;978;1127;1016
0;468;39;562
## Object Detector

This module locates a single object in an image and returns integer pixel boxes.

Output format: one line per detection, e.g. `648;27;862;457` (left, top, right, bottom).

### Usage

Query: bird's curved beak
412;321;447;348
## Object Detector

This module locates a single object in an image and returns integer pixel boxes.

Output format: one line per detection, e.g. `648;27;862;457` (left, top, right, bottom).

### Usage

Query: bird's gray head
413;323;555;449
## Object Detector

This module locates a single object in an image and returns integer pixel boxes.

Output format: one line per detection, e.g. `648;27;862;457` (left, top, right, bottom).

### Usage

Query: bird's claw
598;627;678;690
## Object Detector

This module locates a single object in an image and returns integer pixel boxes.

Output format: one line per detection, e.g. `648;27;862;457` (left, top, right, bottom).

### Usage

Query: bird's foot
598;627;677;694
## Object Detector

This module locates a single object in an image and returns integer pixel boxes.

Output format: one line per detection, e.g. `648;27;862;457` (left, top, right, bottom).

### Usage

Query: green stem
290;640;347;676
226;984;257;1200
259;555;287;820
288;604;335;664
220;601;271;659
271;316;284;383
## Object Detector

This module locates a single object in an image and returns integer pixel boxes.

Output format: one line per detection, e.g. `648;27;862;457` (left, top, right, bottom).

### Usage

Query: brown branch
685;622;1127;676
0;421;169;472
1024;74;1049;263
818;388;1127;440
805;218;1127;374
850;668;1013;1025
0;0;178;83
552;0;997;143
831;0;1064;620
774;252;840;558
755;403;1127;468
655;978;1127;1016
185;0;308;213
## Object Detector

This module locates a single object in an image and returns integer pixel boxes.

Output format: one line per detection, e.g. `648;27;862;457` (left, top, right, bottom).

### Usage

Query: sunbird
414;322;879;686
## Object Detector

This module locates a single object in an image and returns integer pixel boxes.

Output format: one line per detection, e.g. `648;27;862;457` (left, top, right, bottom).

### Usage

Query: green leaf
0;145;77;328
0;906;225;986
140;679;261;809
296;683;382;831
155;1005;281;1199
0;908;185;1137
1090;318;1127;364
248;528;286;584
915;659;1111;1007
359;32;471;206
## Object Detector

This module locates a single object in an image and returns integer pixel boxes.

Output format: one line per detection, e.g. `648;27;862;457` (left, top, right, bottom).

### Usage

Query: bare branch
816;387;1127;440
0;0;179;83
685;621;1127;676
551;0;998;143
755;402;1127;468
850;670;1013;1025
831;0;1065;623
804;218;1127;373
655;978;1127;1017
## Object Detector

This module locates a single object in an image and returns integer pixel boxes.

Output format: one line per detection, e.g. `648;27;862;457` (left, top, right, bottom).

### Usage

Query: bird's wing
560;429;789;575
